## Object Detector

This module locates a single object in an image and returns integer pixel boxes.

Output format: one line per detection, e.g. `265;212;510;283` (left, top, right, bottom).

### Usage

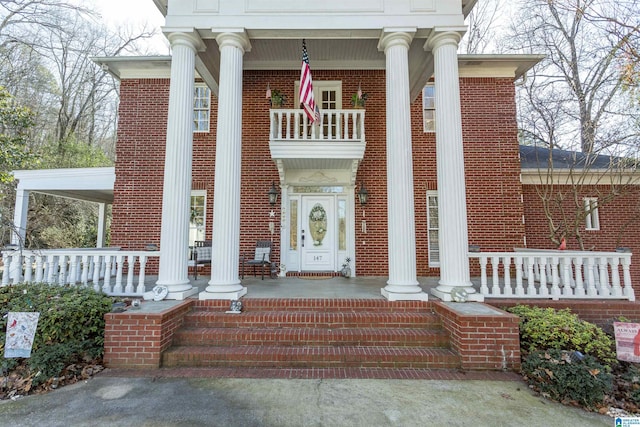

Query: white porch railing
270;109;365;142
1;248;160;296
469;250;635;301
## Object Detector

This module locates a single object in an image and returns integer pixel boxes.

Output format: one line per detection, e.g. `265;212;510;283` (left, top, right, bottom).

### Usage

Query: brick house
8;0;640;302
6;0;639;371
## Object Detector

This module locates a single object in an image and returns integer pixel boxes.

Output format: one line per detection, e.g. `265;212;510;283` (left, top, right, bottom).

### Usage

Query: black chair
241;240;272;280
190;240;212;279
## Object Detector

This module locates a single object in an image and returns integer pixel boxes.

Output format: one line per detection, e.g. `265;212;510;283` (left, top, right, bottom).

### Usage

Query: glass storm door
301;196;336;271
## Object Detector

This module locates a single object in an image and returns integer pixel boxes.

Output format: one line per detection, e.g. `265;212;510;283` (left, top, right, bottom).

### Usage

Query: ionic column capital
214;30;252;54
165;28;206;52
425;27;466;51
378;29;415;53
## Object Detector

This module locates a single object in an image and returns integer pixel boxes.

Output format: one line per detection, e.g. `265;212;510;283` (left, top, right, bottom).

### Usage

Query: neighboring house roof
520;145;615;169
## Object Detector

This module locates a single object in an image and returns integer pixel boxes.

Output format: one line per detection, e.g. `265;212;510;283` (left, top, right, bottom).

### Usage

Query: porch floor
182;275;444;299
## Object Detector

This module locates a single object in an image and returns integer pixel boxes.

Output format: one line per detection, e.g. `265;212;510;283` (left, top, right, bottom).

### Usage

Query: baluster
285;112;292;140
344;112;350;140
598;257;610;295
319;111;325;139
561;257;572;296
514;256;524;296
58;255;68;285
359;111;365;140
610;257;622;297
47;256;57;284
550;256;561;298
1;252;9;285
102;256;112;294
35;255;44;283
621;256;634;300
336;111;342;139
276;111;283;139
502;256;512;296
538;257;549;297
114;255;124;294
479;256;489;295
491;256;500;295
526;256;537;295
9;253;22;284
81;255;89;286
93;256;102;292
586;257;598;297
351;111;357;140
310;116;317;139
68;255;79;284
137;255;148;295
125;255;135;294
24;253;33;283
573;257;585;296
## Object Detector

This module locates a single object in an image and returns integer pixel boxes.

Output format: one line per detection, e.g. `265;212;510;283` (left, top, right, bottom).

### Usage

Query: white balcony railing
270;109;365;142
469;250;635;301
1;248;160;296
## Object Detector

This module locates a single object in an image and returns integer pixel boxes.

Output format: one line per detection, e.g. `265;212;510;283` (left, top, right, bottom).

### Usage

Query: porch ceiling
12;167;115;204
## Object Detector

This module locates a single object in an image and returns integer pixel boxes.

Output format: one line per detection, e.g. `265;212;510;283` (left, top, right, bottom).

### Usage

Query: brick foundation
103;300;193;369
433;302;521;371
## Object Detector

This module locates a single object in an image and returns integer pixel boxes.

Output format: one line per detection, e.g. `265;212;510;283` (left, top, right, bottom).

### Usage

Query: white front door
301;195;336;271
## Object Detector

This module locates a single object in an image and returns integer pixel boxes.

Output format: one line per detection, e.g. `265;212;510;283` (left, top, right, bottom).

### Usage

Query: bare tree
509;0;640;154
462;0;504;54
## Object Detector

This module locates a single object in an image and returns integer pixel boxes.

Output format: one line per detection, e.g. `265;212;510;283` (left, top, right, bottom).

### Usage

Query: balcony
269;109;366;184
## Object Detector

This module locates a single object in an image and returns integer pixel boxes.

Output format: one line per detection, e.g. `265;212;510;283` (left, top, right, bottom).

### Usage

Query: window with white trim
193;84;210;132
584;197;600;230
189;190;206;246
423;84;435;133
427;190;440;267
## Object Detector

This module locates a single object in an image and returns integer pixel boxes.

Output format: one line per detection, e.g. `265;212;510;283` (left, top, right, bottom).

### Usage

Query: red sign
614;322;640;363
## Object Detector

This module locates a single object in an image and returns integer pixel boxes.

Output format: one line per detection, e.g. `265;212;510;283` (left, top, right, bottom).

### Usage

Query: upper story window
194;84;210;133
584;197;600;230
423;84;435;133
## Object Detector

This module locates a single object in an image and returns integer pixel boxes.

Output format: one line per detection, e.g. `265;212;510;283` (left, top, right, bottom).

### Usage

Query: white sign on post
4;312;40;358
613;322;640;363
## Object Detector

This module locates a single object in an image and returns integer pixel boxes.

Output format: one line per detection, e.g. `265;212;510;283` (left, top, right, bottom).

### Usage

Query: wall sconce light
357;182;369;206
268;181;280;205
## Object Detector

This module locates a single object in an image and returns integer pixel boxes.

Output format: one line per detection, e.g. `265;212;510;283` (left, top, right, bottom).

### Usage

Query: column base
167;287;200;300
199;287;247;300
431;286;484;302
381;288;429;302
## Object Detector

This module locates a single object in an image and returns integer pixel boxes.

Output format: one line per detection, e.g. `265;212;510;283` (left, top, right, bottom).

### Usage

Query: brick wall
112;72;525;276
433;302;522;370
103;300;192;369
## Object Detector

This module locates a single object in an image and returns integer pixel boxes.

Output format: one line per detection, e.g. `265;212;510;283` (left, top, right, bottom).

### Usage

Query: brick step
193;298;431;313
183;311;441;329
172;327;451;348
161;345;461;369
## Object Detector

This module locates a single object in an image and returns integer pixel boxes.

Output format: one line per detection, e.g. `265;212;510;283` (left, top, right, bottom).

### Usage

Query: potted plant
351;92;368;108
270;89;286;107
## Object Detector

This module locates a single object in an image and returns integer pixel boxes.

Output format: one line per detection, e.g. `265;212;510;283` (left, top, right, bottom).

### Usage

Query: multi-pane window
189;190;206;246
427;191;440;267
194;84;210;132
423;84;435;133
584;197;600;230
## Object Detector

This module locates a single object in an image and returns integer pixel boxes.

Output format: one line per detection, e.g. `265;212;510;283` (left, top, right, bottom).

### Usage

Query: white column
200;31;251;300
378;30;428;302
155;31;204;300
427;30;482;302
11;188;29;247
96;203;108;248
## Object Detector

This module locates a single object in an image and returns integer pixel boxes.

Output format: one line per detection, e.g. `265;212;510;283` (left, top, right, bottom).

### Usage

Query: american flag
299;39;319;123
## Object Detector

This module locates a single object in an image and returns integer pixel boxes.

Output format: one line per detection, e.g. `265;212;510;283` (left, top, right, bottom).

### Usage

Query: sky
90;0;169;54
